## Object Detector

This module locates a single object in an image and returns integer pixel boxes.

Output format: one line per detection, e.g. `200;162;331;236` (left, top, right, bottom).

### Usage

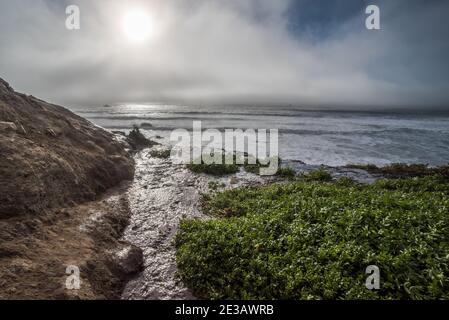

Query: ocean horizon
72;104;449;167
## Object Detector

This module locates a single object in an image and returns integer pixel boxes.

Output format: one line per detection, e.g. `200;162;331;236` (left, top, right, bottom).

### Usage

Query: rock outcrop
0;78;140;299
0;78;134;218
127;125;159;151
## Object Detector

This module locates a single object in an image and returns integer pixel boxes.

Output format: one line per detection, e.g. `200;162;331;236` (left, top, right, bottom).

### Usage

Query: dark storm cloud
0;0;448;108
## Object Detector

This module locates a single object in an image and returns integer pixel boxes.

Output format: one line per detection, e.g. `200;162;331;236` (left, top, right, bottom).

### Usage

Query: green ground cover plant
175;174;449;299
243;156;281;176
186;153;241;175
275;167;296;179
187;154;286;177
299;168;333;182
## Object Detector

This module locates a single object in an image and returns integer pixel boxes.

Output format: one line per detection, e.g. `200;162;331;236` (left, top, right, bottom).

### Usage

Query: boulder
110;244;144;275
127;126;158;151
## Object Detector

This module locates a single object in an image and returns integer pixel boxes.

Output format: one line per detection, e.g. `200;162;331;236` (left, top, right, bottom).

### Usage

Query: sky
0;0;448;109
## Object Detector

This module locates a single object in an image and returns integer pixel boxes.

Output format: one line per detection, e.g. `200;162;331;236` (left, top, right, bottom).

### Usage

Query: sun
122;9;153;43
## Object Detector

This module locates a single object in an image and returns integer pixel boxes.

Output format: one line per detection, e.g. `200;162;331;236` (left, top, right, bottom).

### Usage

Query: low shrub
243;156;282;175
186;154;240;176
335;176;357;187
186;162;239;176
275;167;296;178
300;168;333;182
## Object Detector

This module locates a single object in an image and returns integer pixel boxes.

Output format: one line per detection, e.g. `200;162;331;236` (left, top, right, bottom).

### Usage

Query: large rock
110;244;144;275
127;125;159;151
0;78;134;218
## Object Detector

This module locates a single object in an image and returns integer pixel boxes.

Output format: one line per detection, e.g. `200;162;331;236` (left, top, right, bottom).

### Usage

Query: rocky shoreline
117;135;449;299
117;140;389;299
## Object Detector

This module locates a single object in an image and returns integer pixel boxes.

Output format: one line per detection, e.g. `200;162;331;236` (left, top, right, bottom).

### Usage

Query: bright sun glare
122;10;152;43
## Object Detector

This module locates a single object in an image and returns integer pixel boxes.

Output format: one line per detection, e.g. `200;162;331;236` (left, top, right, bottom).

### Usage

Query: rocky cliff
0;78;134;218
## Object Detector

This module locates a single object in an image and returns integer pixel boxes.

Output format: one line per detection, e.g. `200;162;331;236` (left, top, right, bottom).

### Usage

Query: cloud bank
0;0;448;109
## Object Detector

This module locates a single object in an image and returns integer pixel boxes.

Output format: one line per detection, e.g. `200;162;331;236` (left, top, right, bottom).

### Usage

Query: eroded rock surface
0;78;136;299
0;78;134;218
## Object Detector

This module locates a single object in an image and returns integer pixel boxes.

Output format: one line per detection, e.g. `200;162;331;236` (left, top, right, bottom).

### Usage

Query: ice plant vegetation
176;173;449;299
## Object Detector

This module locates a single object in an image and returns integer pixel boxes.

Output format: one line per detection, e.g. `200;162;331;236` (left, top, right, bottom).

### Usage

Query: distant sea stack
0;77;134;218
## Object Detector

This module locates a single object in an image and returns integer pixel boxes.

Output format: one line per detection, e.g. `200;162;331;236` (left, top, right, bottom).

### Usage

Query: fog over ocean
72;104;449;167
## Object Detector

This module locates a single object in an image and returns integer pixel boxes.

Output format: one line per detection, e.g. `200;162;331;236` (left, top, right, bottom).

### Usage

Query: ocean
71;104;449;167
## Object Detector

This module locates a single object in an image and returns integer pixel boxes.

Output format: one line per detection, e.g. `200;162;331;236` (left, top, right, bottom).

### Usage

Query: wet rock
127;126;158;151
111;244;144;275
